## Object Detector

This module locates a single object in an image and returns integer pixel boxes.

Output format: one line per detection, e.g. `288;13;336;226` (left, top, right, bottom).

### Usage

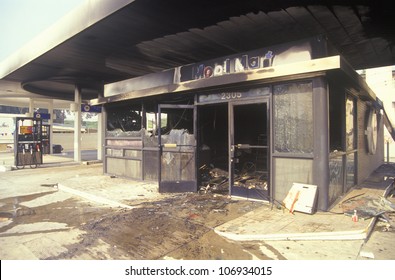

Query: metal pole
387;141;390;163
48;100;54;154
74;85;82;162
28;98;34;117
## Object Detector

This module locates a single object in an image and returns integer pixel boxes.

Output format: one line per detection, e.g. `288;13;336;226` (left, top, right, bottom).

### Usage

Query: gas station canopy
0;0;394;101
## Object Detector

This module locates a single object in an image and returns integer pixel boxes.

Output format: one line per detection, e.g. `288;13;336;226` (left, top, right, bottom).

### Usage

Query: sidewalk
215;164;395;242
1;151;394;259
0;150;99;171
0;155;162;208
3;150;393;242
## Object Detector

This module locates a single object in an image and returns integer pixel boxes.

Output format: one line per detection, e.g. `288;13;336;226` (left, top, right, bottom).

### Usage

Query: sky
0;0;85;62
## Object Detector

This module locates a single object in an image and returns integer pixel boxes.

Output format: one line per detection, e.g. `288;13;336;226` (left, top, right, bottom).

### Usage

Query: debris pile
199;164;268;194
341;195;395;229
234;173;268;191
199;165;228;194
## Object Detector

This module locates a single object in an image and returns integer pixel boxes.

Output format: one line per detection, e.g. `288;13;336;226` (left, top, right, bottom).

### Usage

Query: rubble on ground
341;193;395;229
199;164;268;194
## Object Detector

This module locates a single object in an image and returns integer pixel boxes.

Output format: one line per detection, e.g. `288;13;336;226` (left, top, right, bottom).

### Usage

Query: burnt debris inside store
199;101;269;197
100;36;388;211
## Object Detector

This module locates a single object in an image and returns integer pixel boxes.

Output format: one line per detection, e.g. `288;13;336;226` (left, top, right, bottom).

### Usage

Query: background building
360;66;395;161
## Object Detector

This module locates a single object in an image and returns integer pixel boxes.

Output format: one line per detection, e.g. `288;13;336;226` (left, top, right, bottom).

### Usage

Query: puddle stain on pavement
51;193;274;260
1;190;279;260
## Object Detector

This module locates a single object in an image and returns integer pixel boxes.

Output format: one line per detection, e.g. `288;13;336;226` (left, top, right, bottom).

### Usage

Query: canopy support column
74;85;82;162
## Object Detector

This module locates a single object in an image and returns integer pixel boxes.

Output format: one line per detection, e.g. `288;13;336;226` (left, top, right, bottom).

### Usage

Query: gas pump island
14;117;44;168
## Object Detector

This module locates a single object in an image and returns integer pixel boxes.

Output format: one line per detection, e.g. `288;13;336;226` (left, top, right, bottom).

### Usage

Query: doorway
197;100;270;200
158;104;197;193
230;101;269;200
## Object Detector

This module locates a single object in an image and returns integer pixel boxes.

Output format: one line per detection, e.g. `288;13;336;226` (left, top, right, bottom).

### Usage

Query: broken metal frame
158;104;197;193
229;99;270;201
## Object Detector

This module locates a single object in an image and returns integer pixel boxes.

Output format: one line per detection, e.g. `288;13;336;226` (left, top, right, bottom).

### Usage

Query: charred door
229;101;270;200
158;104;197;192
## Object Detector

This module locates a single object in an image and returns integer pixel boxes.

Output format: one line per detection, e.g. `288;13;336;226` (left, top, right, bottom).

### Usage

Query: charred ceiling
1;0;393;100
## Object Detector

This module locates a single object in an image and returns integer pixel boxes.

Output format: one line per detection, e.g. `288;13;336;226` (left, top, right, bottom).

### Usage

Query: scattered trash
0;217;11;222
199;165;228;194
359;251;375;259
352;210;359;222
14;207;36;217
213;209;228;214
40;183;59;189
342;196;395;220
187;213;200;220
0;165;12;172
199;164;268;195
0;212;13;220
0;207;36;219
342;195;395;233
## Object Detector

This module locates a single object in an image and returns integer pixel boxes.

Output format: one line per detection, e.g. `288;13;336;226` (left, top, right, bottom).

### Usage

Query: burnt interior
197;103;269;199
198;104;229;171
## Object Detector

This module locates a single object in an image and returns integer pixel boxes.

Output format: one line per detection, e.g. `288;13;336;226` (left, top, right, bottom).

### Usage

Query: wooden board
283;183;318;214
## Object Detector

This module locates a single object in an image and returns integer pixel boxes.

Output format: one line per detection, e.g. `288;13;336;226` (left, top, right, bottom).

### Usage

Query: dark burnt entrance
230;101;269;200
197;93;270;200
198;103;229;194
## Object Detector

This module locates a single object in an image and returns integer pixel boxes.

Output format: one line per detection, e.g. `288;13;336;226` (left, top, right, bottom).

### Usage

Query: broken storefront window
273;82;313;154
106;106;142;137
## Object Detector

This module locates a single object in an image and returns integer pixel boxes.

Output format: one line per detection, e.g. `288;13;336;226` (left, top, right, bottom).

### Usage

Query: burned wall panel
143;150;159;181
106;157;126;177
106;157;142;178
125;159;142;178
273;158;313;201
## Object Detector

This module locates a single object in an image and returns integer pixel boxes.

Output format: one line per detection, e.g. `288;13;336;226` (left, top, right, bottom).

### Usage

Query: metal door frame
158;104;197;192
228;98;270;200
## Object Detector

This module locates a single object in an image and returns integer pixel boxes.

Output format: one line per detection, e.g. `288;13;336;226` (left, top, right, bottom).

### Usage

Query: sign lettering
192;51;274;80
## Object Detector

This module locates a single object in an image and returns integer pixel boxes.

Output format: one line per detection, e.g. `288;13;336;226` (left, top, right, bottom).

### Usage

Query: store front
98;36;385;211
197;89;270;200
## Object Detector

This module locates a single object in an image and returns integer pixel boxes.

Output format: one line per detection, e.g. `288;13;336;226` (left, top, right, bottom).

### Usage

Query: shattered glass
106;107;142;136
106;129;142;138
329;155;344;205
345;97;356;151
143;128;159;147
342;195;395;220
273;82;313;153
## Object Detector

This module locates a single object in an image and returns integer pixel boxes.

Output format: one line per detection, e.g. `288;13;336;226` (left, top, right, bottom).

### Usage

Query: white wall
365;66;395;162
53;132;97;151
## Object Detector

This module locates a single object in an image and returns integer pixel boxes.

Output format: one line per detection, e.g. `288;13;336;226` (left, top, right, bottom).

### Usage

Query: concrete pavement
1;151;394;260
216;184;392;241
0;150;98;168
214;164;395;260
0;151;161;259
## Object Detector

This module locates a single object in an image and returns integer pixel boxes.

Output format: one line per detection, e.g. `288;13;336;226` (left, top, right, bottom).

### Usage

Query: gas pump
42;125;50;154
14;117;43;168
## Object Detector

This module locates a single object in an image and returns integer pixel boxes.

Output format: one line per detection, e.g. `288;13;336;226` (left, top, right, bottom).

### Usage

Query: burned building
95;36;390;211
